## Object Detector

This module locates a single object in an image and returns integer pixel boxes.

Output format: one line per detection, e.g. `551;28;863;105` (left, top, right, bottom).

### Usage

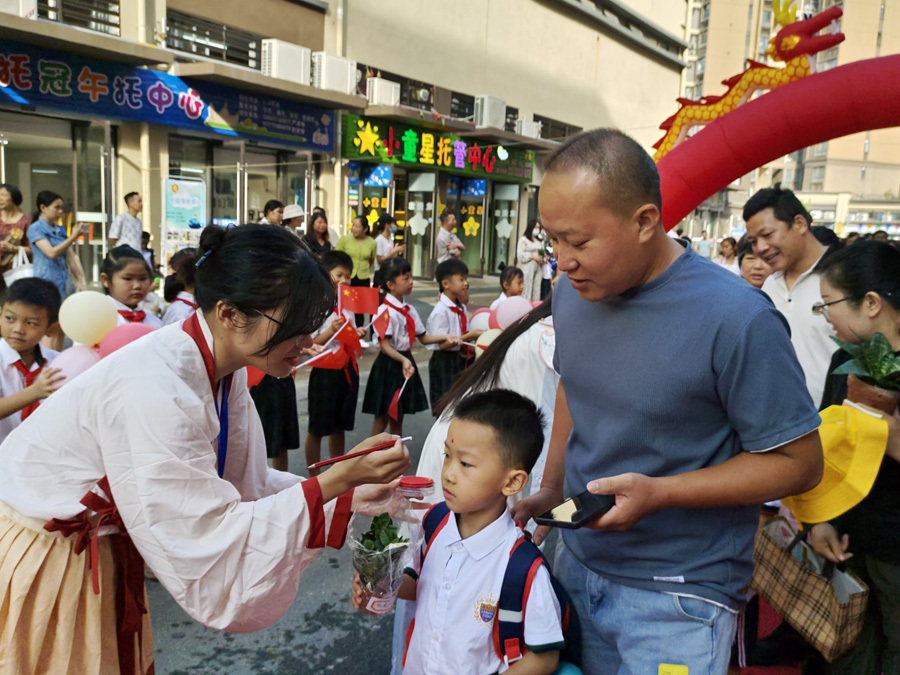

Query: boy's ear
501;469;529;498
44;321;60;339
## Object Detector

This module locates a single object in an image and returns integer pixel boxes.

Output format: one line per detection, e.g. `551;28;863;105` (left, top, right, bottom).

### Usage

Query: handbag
3;247;33;285
751;517;868;662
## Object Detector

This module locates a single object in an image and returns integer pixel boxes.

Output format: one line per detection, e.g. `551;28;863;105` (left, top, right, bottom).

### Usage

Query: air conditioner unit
1;0;37;18
516;119;543;139
474;95;507;129
367;77;400;106
261;39;311;86
312;52;357;95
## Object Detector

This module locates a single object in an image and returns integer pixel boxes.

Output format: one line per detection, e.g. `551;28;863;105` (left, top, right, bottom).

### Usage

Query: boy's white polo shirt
0;338;58;443
404;508;563;675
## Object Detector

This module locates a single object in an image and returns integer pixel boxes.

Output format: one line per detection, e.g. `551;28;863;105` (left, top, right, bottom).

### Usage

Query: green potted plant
831;332;900;414
348;512;412;616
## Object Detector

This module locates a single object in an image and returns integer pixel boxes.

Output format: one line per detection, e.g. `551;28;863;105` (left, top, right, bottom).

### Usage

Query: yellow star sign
367;209;380;227
353;121;381;156
462;216;480;237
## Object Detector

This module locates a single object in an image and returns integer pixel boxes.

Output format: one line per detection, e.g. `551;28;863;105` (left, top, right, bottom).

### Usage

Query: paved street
149;277;498;674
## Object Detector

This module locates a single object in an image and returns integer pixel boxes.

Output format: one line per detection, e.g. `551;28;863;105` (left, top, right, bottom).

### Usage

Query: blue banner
0;39;334;151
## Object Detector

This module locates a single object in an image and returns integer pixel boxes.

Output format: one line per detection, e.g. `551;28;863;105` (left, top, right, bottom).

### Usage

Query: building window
814;142;829;157
38;0;121;37
167;10;263;70
532;115;583;141
505;106;519;134
810;165;826;191
451;92;475;121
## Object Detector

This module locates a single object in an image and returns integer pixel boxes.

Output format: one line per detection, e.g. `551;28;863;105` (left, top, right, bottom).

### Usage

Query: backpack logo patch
474;594;498;625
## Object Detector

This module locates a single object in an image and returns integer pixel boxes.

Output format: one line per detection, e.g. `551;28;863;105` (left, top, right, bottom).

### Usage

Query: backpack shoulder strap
422;501;451;559
493;536;546;665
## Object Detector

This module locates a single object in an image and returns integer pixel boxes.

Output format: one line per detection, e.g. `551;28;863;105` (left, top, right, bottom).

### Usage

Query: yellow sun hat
782;402;888;524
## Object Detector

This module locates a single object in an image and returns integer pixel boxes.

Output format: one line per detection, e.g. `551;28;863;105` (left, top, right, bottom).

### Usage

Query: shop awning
0;15;174;66
364;105;476;133
171;62;367;111
459;128;559;152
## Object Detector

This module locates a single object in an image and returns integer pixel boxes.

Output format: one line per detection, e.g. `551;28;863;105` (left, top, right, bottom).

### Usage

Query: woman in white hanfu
0;224;410;674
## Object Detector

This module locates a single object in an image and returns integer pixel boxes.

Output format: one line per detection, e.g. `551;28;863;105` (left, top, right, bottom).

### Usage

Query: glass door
73;121;115;283
447;177;486;277
486;183;520;275
404;171;436;279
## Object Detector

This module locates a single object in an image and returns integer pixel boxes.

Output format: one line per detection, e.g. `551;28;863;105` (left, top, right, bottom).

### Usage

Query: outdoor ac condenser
261;39;311;86
516;119;543;139
367;77;401;106
474;95;507;129
312;52;358;95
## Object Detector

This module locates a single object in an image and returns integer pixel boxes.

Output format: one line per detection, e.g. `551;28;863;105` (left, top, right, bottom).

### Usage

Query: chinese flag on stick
339;284;380;315
371;305;390;342
388;376;411;421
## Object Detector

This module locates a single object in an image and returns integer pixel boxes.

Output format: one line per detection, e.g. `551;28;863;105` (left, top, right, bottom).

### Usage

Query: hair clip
195;249;213;268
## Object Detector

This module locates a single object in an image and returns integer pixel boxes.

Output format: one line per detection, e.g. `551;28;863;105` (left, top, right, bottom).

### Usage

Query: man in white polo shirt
744;183;836;406
109;191;144;251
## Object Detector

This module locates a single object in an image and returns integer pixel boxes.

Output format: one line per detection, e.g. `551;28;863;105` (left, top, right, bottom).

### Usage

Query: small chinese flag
371;306;390;342
339;284;380;315
334;319;362;360
388;376;411;421
246;366;266;388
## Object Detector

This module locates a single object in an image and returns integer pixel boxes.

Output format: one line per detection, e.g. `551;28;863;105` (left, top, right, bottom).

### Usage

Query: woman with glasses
0;224;410;674
807;240;900;675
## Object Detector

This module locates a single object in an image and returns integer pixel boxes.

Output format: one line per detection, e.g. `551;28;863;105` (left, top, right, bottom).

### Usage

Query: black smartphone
534;491;616;529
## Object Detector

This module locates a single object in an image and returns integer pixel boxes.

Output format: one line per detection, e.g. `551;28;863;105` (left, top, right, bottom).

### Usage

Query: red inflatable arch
657;54;900;231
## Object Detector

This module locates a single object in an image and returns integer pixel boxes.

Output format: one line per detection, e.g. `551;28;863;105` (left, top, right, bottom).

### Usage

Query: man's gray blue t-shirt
552;247;820;607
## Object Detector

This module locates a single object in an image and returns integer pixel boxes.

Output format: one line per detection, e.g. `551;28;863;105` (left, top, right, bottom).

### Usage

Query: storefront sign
341;114;533;182
165;177;206;231
0;40;334;150
163;176;206;270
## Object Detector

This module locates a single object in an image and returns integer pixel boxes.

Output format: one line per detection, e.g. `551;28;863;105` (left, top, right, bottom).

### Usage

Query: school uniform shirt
0;338;58;443
425;294;467;352
0;315;353;632
162;291;198;327
383;298;426;352
761;254;836;405
489;293;507;311
404;509;563;675
374;234;394;273
112;297;163;328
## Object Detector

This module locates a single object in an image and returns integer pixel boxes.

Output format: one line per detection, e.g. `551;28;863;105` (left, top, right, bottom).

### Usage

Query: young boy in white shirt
425;258;484;415
0;278;63;443
353;390;564;674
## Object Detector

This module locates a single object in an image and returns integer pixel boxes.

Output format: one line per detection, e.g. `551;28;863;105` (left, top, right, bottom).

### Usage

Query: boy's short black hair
2;278;62;324
124;191;139;205
453;389;544;472
141;231;150;241
381;256;412;291
321;249;353;273
435;258;468;288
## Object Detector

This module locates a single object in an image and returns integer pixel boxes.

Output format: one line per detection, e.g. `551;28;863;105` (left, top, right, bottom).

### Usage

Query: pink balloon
99;323;156;359
471;307;491;318
51;346;100;384
496;296;533;329
488;307;501;330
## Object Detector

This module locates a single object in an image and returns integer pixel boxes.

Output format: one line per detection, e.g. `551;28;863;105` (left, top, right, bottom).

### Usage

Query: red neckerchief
182;313;233;478
448;304;470;358
118;309;146;323
384;297;416;350
173;296;199;310
13;353;44;420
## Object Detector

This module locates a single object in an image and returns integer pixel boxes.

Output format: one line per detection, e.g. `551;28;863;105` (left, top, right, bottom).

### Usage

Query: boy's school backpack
419;502;582;669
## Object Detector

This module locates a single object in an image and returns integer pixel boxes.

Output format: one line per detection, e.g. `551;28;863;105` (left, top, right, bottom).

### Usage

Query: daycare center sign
341;114;534;182
0;39;334;150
